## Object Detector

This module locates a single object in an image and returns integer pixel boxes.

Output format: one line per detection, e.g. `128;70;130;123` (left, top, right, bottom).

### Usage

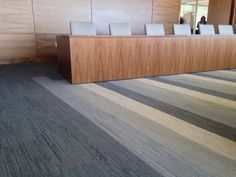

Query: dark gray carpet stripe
0;62;60;80
194;73;236;82
98;82;236;142
150;77;236;101
0;66;162;177
229;69;236;72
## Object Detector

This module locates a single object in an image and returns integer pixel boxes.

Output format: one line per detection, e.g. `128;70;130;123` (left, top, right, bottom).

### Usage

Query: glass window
180;0;209;34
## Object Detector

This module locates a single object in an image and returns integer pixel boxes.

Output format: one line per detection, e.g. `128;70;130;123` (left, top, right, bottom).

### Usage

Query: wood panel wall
208;0;232;28
0;0;183;64
92;0;153;35
0;34;36;64
0;0;35;64
153;0;180;34
33;0;92;34
32;0;91;60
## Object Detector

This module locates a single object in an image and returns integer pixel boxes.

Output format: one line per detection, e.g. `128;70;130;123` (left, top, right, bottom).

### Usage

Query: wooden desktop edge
57;34;236;38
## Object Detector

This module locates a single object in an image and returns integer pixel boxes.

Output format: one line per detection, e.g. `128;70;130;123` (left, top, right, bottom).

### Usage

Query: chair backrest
145;24;165;36
109;23;132;36
70;22;96;35
173;24;191;35
199;24;215;35
218;25;234;35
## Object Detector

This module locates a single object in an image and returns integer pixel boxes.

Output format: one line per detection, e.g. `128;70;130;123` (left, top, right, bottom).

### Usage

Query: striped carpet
0;63;236;177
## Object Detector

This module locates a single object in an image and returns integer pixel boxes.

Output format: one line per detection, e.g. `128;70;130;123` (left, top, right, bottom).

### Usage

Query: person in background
196;16;207;34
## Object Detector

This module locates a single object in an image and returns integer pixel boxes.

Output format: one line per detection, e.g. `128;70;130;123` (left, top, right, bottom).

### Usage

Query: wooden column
230;0;236;25
152;0;180;34
208;0;232;26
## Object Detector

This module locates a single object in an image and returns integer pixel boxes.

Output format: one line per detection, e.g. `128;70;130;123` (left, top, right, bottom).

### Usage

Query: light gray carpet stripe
34;77;213;177
151;77;236;101
195;72;236;82
181;74;236;88
217;70;236;75
0;68;163;177
98;82;236;142
132;79;236;128
72;82;236;177
106;79;236;129
84;83;236;161
138;78;236;110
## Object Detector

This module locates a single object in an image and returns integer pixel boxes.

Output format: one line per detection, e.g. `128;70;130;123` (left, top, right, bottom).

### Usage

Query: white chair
70;22;96;35
145;24;165;36
218;25;234;35
199;24;215;35
109;23;132;36
173;24;191;35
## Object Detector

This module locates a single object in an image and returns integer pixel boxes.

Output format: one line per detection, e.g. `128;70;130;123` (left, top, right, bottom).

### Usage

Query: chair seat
70;22;96;35
199;24;215;35
218;25;234;35
145;24;165;36
173;24;191;35
109;23;132;36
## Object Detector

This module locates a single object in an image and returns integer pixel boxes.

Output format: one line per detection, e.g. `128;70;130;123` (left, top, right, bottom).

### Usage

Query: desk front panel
57;35;236;84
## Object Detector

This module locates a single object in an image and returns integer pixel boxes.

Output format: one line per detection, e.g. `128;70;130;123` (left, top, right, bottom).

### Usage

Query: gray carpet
0;63;236;177
0;63;162;177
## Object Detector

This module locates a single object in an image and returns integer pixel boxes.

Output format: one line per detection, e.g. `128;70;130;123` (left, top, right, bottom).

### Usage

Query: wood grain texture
208;0;232;26
232;0;236;25
0;0;34;33
57;36;71;81
0;0;182;63
92;0;153;34
0;34;36;64
234;0;236;25
35;34;57;59
33;0;91;33
152;0;180;34
57;35;236;84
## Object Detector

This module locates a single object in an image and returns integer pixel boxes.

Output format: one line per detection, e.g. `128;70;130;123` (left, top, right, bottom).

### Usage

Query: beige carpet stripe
215;70;236;75
81;83;236;162
111;80;236;128
181;74;236;88
137;78;236;110
68;84;236;177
